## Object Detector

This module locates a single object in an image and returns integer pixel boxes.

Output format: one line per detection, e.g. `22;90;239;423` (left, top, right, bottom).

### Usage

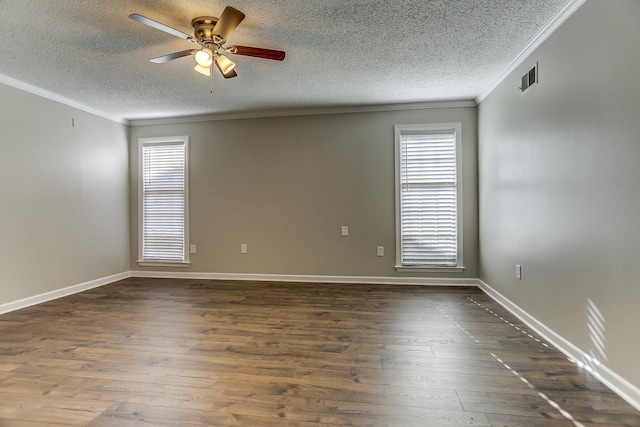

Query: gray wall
0;83;130;306
479;0;640;389
130;106;478;278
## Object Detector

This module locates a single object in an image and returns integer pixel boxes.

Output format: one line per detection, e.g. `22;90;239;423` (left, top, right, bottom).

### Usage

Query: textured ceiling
0;0;571;121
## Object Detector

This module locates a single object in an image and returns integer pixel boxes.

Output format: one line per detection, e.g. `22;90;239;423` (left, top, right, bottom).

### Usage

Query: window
394;124;463;271
138;136;189;266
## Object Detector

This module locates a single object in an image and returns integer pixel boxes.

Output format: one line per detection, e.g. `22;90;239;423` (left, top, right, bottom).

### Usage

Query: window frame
394;123;464;272
137;135;190;267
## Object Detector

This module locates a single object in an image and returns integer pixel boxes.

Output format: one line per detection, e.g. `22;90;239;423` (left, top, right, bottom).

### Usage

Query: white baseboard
477;279;640;413
130;270;479;287
0;271;131;315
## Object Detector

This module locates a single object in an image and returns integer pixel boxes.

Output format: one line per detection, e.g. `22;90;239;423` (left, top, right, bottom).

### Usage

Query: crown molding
0;73;129;125
127;100;477;126
475;0;586;104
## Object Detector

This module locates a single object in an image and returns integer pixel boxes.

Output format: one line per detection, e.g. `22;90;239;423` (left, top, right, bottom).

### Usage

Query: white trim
475;0;586;104
136;261;191;268
477;279;640;413
128;100;477;126
396;266;465;273
131;270;478;287
0;73;129;125
0;272;130;315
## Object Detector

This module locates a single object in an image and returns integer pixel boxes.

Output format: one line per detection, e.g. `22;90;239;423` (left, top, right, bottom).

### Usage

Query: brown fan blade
129;14;193;40
227;45;285;61
212;6;245;42
150;49;199;64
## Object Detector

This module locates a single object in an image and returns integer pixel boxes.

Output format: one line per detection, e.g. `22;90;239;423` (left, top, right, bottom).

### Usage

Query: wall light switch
376;246;384;257
241;243;247;254
189;244;196;254
341;226;349;237
516;264;522;280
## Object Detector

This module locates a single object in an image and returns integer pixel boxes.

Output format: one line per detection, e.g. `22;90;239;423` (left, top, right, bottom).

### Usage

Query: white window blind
397;126;459;267
140;138;188;263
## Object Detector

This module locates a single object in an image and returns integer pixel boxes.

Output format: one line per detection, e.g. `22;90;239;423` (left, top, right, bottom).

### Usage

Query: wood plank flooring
0;278;638;426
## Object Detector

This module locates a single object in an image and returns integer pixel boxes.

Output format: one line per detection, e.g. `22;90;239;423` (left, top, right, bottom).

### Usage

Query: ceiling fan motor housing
191;16;220;44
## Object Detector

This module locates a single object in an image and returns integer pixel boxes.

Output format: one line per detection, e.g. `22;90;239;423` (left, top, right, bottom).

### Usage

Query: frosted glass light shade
215;55;236;75
194;48;213;67
194;64;211;76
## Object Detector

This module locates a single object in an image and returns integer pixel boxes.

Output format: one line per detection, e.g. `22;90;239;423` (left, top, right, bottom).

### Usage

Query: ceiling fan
129;6;285;79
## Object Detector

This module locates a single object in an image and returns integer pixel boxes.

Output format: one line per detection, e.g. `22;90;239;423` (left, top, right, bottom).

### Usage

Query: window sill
137;260;191;268
395;265;465;273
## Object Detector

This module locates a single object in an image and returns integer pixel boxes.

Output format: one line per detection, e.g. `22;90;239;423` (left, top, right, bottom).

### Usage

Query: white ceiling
0;0;574;122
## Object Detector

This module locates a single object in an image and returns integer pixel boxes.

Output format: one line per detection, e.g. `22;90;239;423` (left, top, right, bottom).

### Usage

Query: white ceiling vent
520;62;538;94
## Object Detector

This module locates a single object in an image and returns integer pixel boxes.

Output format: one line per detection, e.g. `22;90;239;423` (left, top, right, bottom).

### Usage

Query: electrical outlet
341;226;349;237
376;246;384;257
241;243;247;254
189;244;196;254
516;264;522;280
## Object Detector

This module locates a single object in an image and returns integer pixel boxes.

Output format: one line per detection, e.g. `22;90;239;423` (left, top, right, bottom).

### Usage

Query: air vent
520;62;538;94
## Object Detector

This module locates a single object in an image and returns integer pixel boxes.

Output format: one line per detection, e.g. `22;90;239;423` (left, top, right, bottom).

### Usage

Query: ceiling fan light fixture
215;54;236;76
194;48;213;67
130;7;284;83
194;64;211;76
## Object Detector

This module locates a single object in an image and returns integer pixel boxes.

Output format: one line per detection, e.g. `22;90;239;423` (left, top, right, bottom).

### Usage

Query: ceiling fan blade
227;45;286;61
150;49;199;64
212;6;245;42
129;14;193;40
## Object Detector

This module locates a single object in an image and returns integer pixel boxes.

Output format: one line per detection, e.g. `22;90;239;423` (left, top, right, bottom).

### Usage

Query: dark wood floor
0;278;638;426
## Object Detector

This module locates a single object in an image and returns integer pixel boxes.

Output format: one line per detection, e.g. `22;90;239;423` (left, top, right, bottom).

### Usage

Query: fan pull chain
210;66;214;94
